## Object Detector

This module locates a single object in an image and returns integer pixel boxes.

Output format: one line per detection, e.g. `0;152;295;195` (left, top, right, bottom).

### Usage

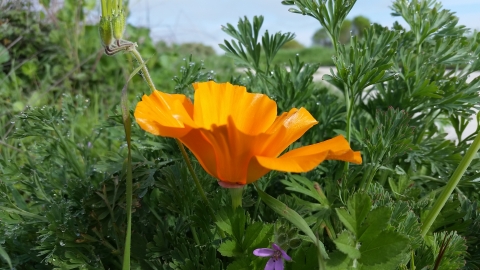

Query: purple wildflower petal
280;249;292;261
271;243;291;261
274;258;284;270
265;258;276;270
253;248;275;257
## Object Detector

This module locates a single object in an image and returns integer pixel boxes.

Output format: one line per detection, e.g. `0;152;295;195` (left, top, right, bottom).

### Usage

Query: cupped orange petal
246;136;362;183
180;117;259;185
134;90;195;138
177;128;219;178
192;81;277;135
254;107;318;157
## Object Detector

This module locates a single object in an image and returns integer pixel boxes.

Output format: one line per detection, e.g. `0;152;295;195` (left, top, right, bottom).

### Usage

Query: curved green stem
129;47;156;93
176;140;225;238
420;133;480;237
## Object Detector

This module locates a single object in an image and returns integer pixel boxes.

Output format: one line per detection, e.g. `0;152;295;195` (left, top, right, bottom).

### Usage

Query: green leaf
21;61;38;78
255;184;329;259
215;207;246;242
0;44;10;64
281;175;326;205
287;244;319;270
359;230;409;266
0;245;12;270
335;193;372;237
325;250;352;270
226;258;252;270
358;206;391;241
218;240;242;257
242;222;273;251
333;231;360;260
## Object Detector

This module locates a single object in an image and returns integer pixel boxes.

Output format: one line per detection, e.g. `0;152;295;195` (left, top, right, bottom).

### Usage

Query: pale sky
126;0;480;51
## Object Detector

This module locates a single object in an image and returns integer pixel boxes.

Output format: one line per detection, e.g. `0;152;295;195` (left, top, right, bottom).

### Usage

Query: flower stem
120;74;133;270
229;187;243;209
129;47;156;94
175;140;225;238
343;88;354;173
420;133;480;237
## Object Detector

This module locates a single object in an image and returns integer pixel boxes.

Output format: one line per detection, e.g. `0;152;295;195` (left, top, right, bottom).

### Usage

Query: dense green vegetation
1;0;480;269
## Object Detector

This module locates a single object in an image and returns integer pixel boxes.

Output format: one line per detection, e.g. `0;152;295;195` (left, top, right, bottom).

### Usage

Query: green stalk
344;90;354;144
410;250;416;270
420;133;480;237
343;87;354;173
176;140;225;238
101;0;108;17
229;187;243;209
129;48;156;94
120;81;133;270
190;225;200;245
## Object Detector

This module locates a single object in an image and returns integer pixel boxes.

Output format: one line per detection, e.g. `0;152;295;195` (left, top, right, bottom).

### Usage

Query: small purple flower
253;243;292;270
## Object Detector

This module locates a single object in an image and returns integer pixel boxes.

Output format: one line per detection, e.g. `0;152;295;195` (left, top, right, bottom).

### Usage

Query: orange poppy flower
134;81;361;188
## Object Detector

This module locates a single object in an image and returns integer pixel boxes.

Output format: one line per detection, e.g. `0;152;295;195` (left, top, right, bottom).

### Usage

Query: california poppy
134;81;361;187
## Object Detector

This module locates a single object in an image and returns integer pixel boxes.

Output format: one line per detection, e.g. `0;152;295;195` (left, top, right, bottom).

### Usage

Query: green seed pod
288;238;301;249
287;227;297;239
112;10;126;41
99;16;114;47
276;233;287;245
275;222;288;234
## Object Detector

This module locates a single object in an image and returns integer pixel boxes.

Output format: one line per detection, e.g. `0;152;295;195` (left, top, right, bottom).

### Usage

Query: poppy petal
193;117;259;185
134;90;195;138
280;135;362;163
193;81;277;135
178;129;218;179
252;136;361;173
255;108;318;157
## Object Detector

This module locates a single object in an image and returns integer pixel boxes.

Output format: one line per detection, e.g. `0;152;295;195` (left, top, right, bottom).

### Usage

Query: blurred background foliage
1;0;480;269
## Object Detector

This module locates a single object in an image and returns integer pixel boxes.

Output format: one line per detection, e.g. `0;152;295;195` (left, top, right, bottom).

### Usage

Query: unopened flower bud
99;16;114;47
112;10;126;41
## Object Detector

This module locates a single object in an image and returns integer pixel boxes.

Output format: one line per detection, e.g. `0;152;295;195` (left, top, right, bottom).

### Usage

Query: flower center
272;250;282;261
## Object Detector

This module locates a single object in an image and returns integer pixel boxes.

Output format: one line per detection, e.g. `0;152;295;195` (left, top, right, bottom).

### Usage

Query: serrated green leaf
325;250;352;270
336;208;356;235
336;193;372;237
287;244;319;270
362;252;410;270
358;206;391;241
333;231;360;260
215;207;246;242
359;230;409;266
226;258;251;270
218;240;242;257
242;222;273;251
